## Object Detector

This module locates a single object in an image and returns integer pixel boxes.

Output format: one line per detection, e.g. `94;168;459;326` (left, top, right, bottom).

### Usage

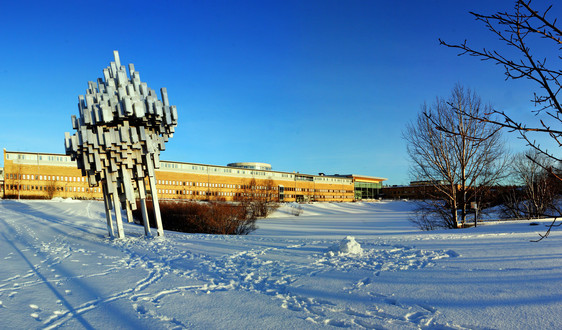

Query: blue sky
1;0;559;185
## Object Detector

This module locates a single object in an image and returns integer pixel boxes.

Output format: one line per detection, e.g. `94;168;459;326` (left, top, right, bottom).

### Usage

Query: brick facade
2;150;381;202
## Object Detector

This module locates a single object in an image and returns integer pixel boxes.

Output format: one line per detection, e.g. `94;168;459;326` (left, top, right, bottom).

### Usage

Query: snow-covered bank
0;200;560;329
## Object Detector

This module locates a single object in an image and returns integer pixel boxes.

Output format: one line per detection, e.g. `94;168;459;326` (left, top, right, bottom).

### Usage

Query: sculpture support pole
125;202;134;223
138;178;151;237
148;176;163;237
111;189;125;239
121;165;135;224
106;171;125;239
102;182;115;238
146;155;164;237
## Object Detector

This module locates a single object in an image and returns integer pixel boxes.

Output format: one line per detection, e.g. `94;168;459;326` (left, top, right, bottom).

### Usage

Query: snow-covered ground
0;199;560;329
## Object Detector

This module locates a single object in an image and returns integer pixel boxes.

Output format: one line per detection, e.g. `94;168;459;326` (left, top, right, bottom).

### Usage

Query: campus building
2;149;386;202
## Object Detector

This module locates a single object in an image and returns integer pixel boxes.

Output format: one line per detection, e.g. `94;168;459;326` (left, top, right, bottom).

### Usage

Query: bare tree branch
404;85;508;229
531;218;562;242
440;0;562;240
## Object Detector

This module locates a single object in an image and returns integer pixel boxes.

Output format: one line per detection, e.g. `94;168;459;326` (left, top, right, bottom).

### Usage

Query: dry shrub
233;178;279;219
289;204;303;216
133;200;257;235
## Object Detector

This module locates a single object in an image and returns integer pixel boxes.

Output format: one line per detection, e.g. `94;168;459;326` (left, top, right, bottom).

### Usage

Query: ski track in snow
0;201;490;329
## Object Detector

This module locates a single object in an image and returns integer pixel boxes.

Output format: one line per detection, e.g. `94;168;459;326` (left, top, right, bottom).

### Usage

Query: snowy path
0;200;560;329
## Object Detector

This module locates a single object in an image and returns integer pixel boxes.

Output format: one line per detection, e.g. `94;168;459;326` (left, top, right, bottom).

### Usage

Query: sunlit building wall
2;150;385;202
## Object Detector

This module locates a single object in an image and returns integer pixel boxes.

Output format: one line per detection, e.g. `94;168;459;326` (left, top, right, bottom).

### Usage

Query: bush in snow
289;204;304;216
133;200;257;235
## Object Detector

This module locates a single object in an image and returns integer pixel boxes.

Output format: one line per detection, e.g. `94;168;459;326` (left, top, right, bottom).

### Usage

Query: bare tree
404;85;508;229
440;0;562;239
235;178;257;216
46;178;58;199
235;178;279;219
263;178;279;203
502;150;561;219
261;178;280;216
7;164;24;200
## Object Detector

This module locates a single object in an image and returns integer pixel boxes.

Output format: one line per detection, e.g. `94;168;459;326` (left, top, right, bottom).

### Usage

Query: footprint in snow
384;298;402;307
405;311;428;323
29;305;41;320
133;303;148;315
446;250;460;257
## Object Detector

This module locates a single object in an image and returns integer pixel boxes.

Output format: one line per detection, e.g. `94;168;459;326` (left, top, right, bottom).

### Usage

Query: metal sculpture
65;51;177;238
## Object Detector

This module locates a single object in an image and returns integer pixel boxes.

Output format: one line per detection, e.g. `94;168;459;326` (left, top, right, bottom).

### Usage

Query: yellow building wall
2;150;355;202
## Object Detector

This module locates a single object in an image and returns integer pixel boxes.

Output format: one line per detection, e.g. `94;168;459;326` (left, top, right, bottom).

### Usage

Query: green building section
354;181;383;200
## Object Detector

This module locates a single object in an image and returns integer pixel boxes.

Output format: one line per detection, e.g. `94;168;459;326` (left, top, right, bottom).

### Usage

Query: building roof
333;174;387;182
3;150;360;183
227;162;272;171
